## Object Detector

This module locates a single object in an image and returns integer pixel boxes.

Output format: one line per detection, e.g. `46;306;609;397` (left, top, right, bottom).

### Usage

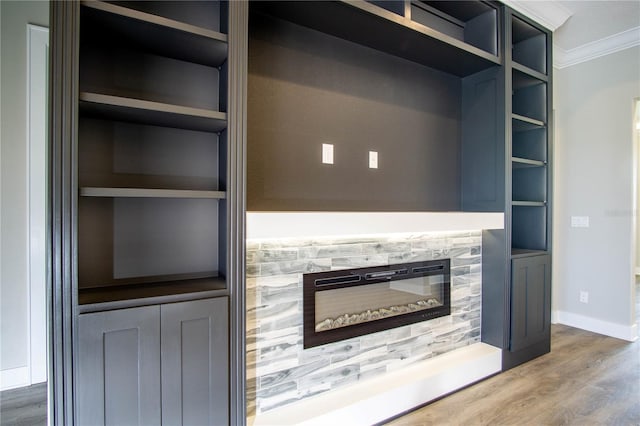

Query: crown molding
501;0;572;31
554;26;640;69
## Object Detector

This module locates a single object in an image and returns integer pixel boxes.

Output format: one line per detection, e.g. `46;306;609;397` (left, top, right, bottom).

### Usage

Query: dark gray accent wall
247;12;462;211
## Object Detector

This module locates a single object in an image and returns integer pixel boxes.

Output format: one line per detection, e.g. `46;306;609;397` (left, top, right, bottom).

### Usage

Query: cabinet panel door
77;305;161;426
510;255;551;351
161;297;229;425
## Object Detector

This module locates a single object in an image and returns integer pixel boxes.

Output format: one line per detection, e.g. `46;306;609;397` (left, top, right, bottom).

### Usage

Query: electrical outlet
579;291;589;304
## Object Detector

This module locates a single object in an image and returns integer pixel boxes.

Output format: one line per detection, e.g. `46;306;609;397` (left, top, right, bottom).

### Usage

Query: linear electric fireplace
303;259;451;348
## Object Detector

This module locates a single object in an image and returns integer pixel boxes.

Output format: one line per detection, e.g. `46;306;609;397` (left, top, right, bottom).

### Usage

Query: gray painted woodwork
161;298;229;426
77;306;161;426
76;298;230;426
481;229;509;349
49;1;553;422
51;1;243;425
251;1;500;77
80;1;228;68
461;65;505;212
50;2;79;425
509;254;551;352
410;1;498;55
227;2;248;424
504;7;553;367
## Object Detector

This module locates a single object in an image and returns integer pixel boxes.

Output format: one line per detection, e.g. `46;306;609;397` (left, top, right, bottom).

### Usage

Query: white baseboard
0;366;30;391
553;310;638;342
251;343;502;426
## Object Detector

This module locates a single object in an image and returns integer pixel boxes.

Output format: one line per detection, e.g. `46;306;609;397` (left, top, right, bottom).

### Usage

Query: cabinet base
502;338;550;371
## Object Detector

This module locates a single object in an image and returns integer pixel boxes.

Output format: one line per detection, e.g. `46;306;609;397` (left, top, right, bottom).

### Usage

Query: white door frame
27;23;49;385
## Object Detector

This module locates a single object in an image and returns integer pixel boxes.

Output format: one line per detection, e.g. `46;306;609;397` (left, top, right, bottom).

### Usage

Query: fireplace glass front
303;259;450;348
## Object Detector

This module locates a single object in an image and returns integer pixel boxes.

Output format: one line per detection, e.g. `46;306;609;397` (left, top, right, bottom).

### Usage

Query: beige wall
0;1;49;374
553;46;640;334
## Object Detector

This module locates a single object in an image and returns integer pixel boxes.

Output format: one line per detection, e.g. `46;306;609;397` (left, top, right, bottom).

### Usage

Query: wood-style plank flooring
385;281;640;426
0;383;46;426
384;324;639;425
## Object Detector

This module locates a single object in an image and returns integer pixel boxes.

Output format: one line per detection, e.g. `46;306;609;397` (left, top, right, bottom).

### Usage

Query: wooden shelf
511;248;548;258
80;187;226;199
78;274;227;311
410;1;498;57
511;15;547;76
512;200;546;207
252;1;500;78
512;157;545;168
512;62;548;83
513;67;546;90
79;92;227;133
512;113;545;131
81;0;228;67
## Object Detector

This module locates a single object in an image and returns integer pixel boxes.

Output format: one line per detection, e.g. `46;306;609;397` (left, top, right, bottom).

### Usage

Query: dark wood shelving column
50;1;247;424
504;9;553;369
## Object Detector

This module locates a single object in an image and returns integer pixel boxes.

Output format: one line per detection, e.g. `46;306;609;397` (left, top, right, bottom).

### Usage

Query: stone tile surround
247;231;482;415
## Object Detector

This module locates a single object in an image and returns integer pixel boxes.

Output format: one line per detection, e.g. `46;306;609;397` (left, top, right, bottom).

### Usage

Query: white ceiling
505;0;640;67
554;1;640;51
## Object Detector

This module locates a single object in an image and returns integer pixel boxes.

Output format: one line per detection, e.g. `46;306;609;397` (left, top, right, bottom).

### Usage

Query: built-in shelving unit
409;0;498;56
511;15;547;75
249;0;503;212
50;0;552;421
77;0;229;304
51;2;243;423
81;0;228;67
252;0;500;78
504;8;552;369
510;12;549;256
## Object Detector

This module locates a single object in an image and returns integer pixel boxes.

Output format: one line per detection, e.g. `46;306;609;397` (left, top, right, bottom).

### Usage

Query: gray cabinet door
161;297;229;426
77;305;161;426
510;254;551;351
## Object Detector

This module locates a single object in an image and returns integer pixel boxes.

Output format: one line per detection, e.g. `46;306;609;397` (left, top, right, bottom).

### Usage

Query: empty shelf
512;62;548;83
511;248;548;258
512;200;546;207
252;1;500;77
512;157;545;168
78;274;227;310
79;92;227;133
81;0;228;67
80;187;226;199
512;113;544;131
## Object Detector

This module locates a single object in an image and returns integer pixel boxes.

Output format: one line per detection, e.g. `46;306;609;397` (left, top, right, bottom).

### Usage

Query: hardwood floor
384;324;639;425
0;383;46;426
1;284;638;425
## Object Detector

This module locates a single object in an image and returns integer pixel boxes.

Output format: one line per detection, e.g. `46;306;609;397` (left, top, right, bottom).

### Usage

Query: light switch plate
322;143;334;164
571;216;589;228
369;151;378;169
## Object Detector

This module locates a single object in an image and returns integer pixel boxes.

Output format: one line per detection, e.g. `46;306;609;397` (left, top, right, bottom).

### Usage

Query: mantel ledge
247;211;504;240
